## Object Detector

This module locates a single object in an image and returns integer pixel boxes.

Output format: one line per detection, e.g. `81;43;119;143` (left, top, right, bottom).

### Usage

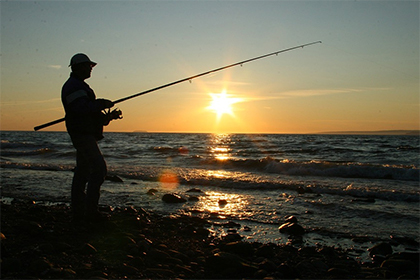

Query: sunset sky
1;1;419;134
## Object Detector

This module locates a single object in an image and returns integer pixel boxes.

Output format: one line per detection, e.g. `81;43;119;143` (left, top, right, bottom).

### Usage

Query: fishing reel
103;108;123;126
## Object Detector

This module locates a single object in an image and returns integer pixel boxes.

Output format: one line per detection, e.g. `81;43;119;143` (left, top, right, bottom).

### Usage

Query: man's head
69;53;96;80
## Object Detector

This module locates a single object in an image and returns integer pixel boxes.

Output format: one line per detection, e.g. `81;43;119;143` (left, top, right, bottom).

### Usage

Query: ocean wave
1;148;55;157
0;161;71;171
1;161;418;202
199;157;419;181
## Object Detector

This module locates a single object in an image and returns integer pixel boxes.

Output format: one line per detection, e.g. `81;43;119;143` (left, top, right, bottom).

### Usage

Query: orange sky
1;1;419;134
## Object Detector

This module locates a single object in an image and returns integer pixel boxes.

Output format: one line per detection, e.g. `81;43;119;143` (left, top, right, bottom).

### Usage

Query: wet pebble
368;242;393;258
186;188;203;193
218;199;228;206
279;222;305;236
188;195;199;202
106;175;124;182
162;193;187;203
147;188;158;195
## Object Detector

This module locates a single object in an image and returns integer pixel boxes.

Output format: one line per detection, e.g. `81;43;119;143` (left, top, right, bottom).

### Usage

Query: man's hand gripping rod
34;41;321;131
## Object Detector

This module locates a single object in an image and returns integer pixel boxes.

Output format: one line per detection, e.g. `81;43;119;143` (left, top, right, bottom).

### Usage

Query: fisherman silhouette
61;53;122;222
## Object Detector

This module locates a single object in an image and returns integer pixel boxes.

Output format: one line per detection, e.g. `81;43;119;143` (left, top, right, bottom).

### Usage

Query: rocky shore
1;200;419;279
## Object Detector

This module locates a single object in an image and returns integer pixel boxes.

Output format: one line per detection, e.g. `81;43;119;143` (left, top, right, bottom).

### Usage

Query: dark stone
284;215;298;224
255;244;276;258
106;175;124;182
218;199;228;206
148;248;171;261
188;196;200;202
28;257;53;276
390;235;420;246
222;232;243;242
297;186;313;194
279;222;305;236
297;186;306;194
368;242;393;258
390;252;420;263
79;243;97;255
206;251;244;270
327;267;350;278
222;221;241;228
2;257;22;274
147;189;158;195
162;193;187;203
222;241;255;256
243;225;251;231
351;197;375;203
258;259;277;272
186;188;203;193
381;259;417;270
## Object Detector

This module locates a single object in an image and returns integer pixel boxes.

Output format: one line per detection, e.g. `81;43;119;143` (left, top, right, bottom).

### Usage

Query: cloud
48;65;62;70
270;87;391;99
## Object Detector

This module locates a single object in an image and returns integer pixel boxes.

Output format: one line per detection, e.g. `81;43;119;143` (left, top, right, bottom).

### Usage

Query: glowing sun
207;90;242;120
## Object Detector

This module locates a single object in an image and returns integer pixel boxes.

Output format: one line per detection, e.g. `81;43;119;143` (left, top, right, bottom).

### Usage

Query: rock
243;225;251;231
351;197;375;203
147;189;158;195
162;193;187;203
186;188;203;193
287;235;304;245
327;267;350;278
297;186;306;194
368;242;393;258
390;235;420;247
28;257;53;276
279;222;305;236
38;242;55;254
188;196;200;202
206;251;245;270
254;269;268;279
120;263;139;275
2;257;22;274
54;242;72;252
168;249;190;264
148;248;171;261
222;241;255;256
298;246;318;256
295;260;316;277
62;268;77;278
221;221;241;228
222;232;243;242
318;246;339;259
255;244;276;258
391;252;420;263
218;199;228;206
106;175;124;182
284;215;298;224
297;186;313;194
381;259;417;270
258;259;277;272
144;268;175;278
79;243;97;254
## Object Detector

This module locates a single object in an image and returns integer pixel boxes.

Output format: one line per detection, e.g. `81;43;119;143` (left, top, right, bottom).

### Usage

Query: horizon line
2;129;419;136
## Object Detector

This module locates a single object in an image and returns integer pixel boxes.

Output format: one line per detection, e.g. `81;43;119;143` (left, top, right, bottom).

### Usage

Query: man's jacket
61;73;105;140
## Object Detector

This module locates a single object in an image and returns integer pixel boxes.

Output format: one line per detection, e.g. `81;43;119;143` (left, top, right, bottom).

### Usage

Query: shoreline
2;198;419;279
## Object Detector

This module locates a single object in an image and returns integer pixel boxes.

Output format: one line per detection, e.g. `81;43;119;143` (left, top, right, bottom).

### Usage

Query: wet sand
1;199;419;279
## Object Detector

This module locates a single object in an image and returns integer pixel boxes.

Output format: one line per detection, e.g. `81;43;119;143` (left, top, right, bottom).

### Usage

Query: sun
207;90;242;120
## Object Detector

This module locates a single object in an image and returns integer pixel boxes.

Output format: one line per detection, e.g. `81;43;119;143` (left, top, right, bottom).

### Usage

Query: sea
1;131;419;261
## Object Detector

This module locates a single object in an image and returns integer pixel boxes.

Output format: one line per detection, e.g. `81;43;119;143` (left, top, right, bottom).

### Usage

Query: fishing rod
34;41;321;131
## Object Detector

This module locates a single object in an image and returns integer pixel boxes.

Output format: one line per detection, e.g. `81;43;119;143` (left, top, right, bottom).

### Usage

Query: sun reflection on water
208;133;234;161
189;190;250;218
